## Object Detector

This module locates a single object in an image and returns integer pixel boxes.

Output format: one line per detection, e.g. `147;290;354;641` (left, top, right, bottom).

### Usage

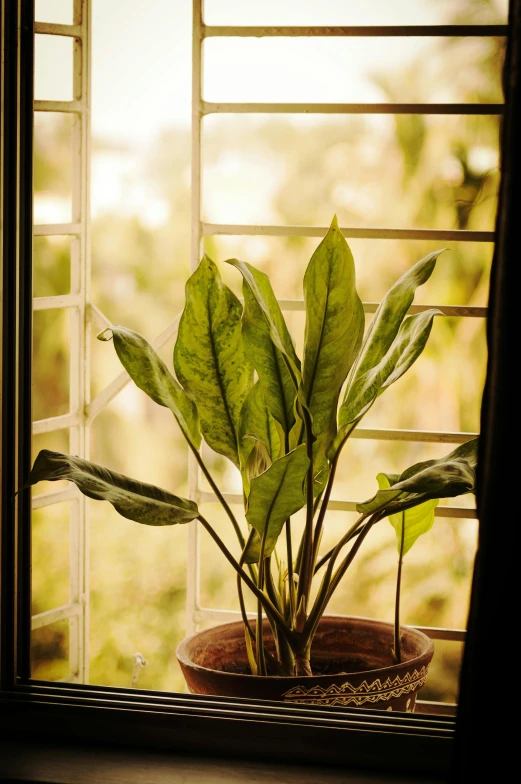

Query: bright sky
33;0;510;148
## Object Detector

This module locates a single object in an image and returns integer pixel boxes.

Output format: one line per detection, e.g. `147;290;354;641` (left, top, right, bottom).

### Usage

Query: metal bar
34;22;82;37
204;24;508;38
87;303;111;331
32;412;80;434
203;101;504;116
31;602;80;631
86;313;181;422
185;0;205;641
34;222;82;236
277;300;487;318
349;428;477;444
198;491;478;520
33;294;81;310
415;701;457;717
202;222;495;243
32;487;78;509
34;99;83;112
409;626;466;642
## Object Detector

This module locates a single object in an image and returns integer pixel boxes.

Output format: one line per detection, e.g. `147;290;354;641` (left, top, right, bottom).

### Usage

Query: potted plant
26;217;478;712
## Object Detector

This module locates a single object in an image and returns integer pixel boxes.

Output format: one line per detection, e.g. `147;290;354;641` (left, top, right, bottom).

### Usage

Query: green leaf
98;326;201;449
174;255;253;468
225;258;301;389
241;274;298;438
243;444;310;564
239;381;284;496
338;309;440;431
302;216;364;473
26;450;198;526
345;249;445;393
356;438;479;517
377;472;438;556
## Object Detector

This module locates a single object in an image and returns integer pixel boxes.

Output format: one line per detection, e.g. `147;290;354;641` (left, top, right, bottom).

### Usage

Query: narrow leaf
174;255;253;467
225;258;302;388
98;326;201;449
377;472;438;556
241;278;297;438
344;249;445;395
302;216;364;473
339;309;440;430
26;450;198;525
244;444;310;564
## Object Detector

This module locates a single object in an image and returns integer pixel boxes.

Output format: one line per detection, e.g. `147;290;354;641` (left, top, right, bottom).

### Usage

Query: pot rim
176;613;435;682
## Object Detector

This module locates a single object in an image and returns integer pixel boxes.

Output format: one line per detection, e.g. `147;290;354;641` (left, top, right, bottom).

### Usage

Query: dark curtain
450;1;519;780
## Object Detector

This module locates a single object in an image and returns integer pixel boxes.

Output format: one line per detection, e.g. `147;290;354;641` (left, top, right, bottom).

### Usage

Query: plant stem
311;452;340;569
394;512;405;664
297;406;315;610
285;517;295;623
197;514;296;647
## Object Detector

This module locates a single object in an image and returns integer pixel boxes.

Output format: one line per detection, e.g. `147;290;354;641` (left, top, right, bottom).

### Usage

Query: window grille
30;0;506;714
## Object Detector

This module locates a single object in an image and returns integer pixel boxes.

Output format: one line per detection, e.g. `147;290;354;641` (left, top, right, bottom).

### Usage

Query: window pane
202;114;501;231
204;0;509;25
204;36;504;104
31;620;69;681
35;34;74;101
32;308;70;421
35;0;73;24
34;236;71;297
34;113;74;225
32;502;70;615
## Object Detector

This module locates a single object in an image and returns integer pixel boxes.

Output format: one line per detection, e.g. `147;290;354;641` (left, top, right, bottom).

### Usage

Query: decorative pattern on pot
282;666;429;707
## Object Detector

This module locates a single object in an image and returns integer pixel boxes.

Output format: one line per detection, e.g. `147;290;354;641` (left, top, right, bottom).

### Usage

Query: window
1;0;517;779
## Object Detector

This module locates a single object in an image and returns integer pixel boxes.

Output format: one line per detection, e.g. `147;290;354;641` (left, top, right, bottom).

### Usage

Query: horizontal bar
350;428;478;443
204;24;508;38
35;22;82;38
202;222;495;243
32;412;80;434
32;602;80;631
34;100;82;113
193;607;466;643
87;313;182;422
278;299;486;318
202;101;504;116
33;293;82;310
34;223;82;236
32;486;78;509
409;625;466;642
198;491;477;519
415;701;457;717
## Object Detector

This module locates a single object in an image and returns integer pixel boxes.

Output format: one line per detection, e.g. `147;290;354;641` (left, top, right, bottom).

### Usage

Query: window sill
1;736;446;784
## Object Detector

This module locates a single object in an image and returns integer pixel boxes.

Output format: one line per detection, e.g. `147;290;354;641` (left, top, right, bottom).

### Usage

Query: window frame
0;0;516;779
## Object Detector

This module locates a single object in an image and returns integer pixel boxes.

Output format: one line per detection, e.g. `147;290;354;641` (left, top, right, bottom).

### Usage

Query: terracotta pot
176;614;434;712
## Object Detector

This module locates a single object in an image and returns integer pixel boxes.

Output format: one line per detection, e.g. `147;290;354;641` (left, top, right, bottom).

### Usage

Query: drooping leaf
26;450;198;526
243;444;310;564
174;255;253;468
356;438;479;517
239;381;284;496
98;326;201;449
345;249;445;393
338;309;440;431
241;276;297;438
302;216;364;473
377;472;438;556
225;258;301;389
